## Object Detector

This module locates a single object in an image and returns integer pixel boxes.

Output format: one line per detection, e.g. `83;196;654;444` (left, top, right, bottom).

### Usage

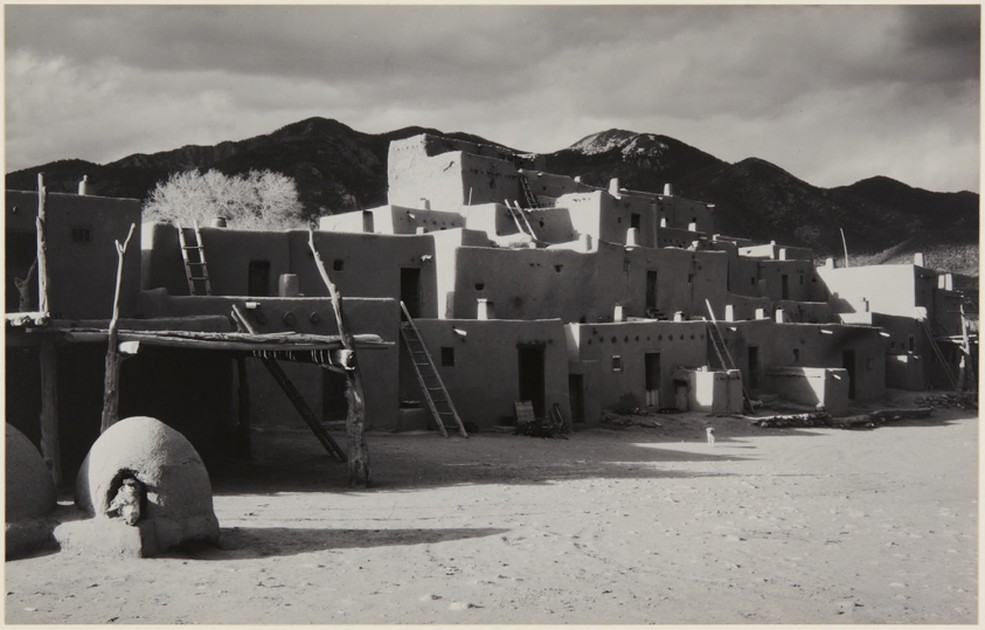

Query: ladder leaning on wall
399;301;468;438
176;221;212;296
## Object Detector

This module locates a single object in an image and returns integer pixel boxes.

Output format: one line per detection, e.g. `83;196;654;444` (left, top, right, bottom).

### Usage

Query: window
611;355;623;372
333;259;344;272
793;348;800;363
623;259;631;272
441;347;455;367
70;225;92;243
908;335;916;352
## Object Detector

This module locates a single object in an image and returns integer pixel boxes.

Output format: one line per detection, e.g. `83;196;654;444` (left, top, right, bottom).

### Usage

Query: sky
4;4;981;193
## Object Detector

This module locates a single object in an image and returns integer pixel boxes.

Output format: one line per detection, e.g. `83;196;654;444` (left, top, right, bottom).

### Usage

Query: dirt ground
5;396;978;625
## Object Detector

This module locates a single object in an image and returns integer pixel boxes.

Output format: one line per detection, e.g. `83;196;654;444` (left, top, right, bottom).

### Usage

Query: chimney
625;227;639;248
673;311;684;322
278;274;300;297
724;304;735;322
659;217;668;227
778;248;788;261
477;298;494;320
914;252;925;267
663;183;673;196
755;307;767;319
824;257;835;268
944;273;954;291
775;308;786;323
573;175;582;183
212;217;227;228
608;178;621;196
78;175;90;196
613;304;625;322
687;221;697;232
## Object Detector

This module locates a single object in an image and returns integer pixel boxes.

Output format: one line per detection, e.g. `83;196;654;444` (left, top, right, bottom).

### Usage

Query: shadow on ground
162;526;509;560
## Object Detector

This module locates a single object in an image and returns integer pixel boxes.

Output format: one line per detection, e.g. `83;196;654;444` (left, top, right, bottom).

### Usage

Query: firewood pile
912;393;978;410
751;407;936;430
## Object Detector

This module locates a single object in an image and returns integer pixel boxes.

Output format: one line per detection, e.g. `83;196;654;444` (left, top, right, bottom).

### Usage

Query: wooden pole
100;223;136;433
36;174;49;314
38;336;61;486
308;229;370;486
839;228;850;268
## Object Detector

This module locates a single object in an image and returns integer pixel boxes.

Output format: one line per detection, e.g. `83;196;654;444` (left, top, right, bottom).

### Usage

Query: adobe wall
6;191;142;318
410;318;571;429
388;140;470;210
519;170;596;201
766;367;850;415
446;241;744;322
759;260;825;303
319;205;465;235
658;195;715;233
723;320;887;402
568;320;709;420
817;265;921;317
739;243;814;261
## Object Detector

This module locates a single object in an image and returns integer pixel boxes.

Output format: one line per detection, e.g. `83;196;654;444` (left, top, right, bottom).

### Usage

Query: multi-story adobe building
5;133;975;478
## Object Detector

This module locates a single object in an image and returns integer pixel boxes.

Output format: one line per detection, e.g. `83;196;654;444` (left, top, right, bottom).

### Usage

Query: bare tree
143;169;306;230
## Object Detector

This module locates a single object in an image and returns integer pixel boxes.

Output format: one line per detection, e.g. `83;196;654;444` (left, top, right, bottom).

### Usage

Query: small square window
623;260;631;272
70;225;92;243
793;348;800;363
611;355;623;372
333;259;344;272
441;347;455;367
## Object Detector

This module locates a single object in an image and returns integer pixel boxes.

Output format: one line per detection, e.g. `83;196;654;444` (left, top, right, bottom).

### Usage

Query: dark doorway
401;267;422;318
645;270;658;312
843;349;856;399
248;260;271;296
568;374;584;424
322;369;348;420
781;274;789;300
362;211;374;233
645;352;661;407
747;346;760;390
630;213;641;230
518;344;546;417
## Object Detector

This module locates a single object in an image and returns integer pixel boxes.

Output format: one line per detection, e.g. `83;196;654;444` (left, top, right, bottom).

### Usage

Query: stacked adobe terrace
6;134;973;452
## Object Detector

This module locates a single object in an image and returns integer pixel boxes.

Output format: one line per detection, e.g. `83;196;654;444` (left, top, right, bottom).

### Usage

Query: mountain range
6;117;979;281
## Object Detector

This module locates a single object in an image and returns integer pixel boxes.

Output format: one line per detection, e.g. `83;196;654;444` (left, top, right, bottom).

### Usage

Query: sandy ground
5;400;978;625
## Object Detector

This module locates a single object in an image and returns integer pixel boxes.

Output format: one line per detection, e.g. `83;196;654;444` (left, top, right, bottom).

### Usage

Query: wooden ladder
919;319;959;391
399;302;468;438
177;221;212;296
517;173;541;209
504;199;537;239
705;300;753;411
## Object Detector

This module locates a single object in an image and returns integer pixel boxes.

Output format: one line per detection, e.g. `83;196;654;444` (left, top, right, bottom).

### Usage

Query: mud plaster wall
6;191;142;318
766;367;849;415
459;152;522;208
520;170;596;200
659;196;714;233
410;318;571;429
320;205;465;235
569;320;709;420
759;260;825;303
723;321;887;401
817;265;923;317
464;203;523;237
526;207;577;243
388;140;470;210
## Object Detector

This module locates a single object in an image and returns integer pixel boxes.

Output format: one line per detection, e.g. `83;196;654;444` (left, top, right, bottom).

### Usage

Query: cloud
4;5;979;192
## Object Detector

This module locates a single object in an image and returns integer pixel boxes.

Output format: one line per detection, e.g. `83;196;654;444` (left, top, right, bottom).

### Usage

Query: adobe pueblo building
5;133;977;480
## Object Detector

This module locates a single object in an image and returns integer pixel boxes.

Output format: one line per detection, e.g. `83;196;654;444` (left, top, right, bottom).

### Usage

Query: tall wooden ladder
176;221;212;296
517;173;541;209
705;300;753;411
399;302;468;438
919;319;959;391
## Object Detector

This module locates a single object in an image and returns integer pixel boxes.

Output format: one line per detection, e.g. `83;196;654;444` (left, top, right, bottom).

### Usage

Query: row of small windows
588;332;703;345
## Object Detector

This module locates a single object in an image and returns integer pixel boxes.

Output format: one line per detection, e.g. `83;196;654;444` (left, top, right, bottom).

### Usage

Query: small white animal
706;427;716;447
106;477;143;526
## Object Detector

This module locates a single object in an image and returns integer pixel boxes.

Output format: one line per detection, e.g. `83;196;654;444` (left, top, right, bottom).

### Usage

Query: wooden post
38;336;61;485
308;230;370;486
100;224;136;433
36;174;49;314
